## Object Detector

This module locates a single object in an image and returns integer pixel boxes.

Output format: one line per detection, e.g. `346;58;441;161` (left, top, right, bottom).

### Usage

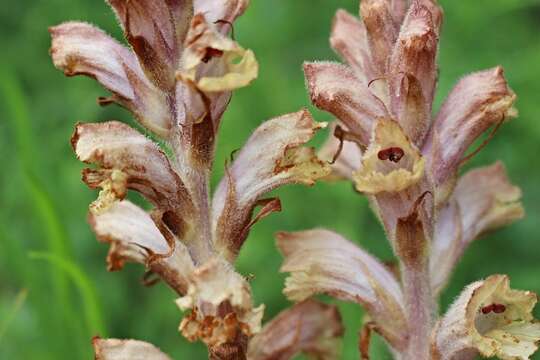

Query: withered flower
51;1;337;359
281;0;530;359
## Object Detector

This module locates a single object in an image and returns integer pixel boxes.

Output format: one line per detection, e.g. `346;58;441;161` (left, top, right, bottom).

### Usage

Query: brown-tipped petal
418;0;443;33
353;118;425;194
178;14;258;92
93;338;171;360
304;61;388;146
106;0;194;88
427;67;517;186
194;0;249;32
248;300;344;360
433;275;540;360
72;121;191;213
330;9;375;83
360;0;399;75
277;229;407;349
430;163;523;294
389;2;439;115
49;22;172;136
177;258;264;348
88;200;194;294
318;123;363;181
212;109;329;261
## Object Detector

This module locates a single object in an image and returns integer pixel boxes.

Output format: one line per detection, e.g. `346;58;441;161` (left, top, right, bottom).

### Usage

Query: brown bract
212;109;329;261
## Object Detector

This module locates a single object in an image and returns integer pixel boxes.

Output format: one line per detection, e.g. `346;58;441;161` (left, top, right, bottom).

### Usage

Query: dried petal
178;14;258;92
330;9;375;83
430;162;524;294
72;121;191;213
93;338;171;360
360;0;399;75
177;258;264;346
248;300;344;360
433;275;540;360
49;22;172;136
353;118;425;194
212;109;329;261
277;229;407;349
106;0;194;88
389;2;439;110
88;200;194;293
318;123;363;181
304;61;388;146
427;67;517;186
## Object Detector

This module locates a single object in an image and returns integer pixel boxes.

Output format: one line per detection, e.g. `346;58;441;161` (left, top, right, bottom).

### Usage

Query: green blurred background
1;0;540;358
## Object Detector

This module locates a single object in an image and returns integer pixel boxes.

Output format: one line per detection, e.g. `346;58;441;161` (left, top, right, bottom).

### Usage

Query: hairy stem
402;262;432;360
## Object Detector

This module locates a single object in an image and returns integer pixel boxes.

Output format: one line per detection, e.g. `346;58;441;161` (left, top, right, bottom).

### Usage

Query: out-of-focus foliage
1;1;539;358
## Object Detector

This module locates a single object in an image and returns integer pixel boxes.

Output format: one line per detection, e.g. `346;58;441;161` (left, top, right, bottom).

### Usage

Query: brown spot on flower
493;304;506;314
377;147;405;163
201;47;224;63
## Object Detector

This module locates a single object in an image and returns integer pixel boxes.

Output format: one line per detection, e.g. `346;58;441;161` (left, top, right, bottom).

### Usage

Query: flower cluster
50;1;343;359
50;0;538;359
278;0;538;359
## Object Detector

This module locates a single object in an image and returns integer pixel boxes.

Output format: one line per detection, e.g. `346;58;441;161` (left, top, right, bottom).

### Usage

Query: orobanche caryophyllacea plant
277;0;539;359
49;1;345;359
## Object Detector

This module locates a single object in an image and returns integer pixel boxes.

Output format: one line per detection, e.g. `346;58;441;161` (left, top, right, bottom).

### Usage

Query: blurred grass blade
0;65;71;311
29;252;106;337
0;289;28;344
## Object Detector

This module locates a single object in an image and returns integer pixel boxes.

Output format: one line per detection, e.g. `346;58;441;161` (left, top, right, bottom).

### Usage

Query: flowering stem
402;261;432;360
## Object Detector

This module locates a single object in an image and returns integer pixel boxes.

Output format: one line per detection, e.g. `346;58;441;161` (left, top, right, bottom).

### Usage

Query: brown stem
208;333;248;360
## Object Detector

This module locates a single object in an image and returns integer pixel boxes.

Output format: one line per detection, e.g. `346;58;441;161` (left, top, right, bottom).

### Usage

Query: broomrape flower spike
51;1;339;359
279;0;533;359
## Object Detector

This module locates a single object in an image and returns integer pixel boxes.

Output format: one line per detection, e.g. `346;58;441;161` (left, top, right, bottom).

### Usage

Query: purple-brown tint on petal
452;161;523;242
426;67;517;186
49;22;172;137
93;337;172;360
212;109;329;262
304;61;388;146
277;229;408;350
390;73;430;146
360;0;399;76
390;0;408;24
106;0;194;88
389;2;439;114
194;0;250;33
248;300;344;360
430;162;524;294
72;121;192;216
330;9;375;84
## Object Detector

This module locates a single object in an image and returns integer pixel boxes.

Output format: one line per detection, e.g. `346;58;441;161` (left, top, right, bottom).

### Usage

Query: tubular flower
277;1;529;359
433;275;540;360
52;1;333;359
